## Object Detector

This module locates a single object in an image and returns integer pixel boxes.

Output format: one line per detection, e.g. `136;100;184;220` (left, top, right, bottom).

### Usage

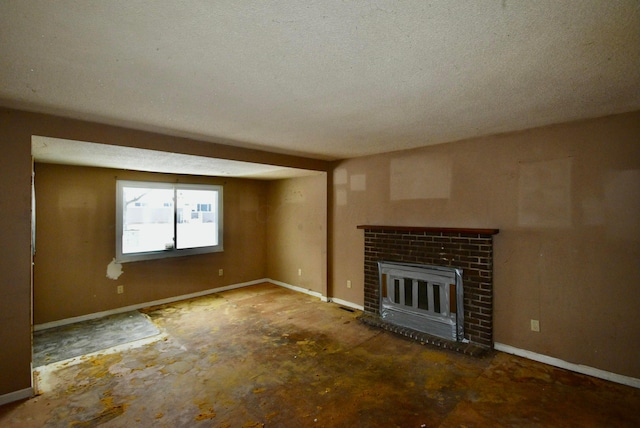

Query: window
116;180;223;262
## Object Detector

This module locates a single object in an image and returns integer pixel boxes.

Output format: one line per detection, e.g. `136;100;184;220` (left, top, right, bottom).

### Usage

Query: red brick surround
358;225;499;348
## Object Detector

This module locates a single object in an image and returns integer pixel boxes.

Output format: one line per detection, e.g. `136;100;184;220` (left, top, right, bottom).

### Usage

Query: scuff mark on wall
59;187;97;210
284;188;305;204
106;258;123;280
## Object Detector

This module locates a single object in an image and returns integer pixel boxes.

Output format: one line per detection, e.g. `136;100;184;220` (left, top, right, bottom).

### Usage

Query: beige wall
266;174;327;295
0;107;328;398
330;111;640;378
33;163;269;324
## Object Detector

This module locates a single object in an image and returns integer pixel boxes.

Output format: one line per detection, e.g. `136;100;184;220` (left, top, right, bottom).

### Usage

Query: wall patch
106;258;123;280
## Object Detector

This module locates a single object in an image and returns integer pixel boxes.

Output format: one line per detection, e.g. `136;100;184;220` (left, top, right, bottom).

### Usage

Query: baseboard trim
35;279;366;332
34;279;269;331
494;342;640;389
267;279;328;302
266;280;364;311
0;387;33;406
328;297;364;312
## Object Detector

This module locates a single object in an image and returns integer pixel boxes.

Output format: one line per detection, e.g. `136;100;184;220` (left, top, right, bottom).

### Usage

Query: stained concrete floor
33;311;160;367
1;283;639;427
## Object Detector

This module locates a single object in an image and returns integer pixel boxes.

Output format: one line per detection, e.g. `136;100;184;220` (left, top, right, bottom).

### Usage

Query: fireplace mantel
357;225;499;236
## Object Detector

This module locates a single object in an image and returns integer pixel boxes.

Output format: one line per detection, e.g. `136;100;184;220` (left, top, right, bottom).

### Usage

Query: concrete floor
1;282;639;427
33;311;160;367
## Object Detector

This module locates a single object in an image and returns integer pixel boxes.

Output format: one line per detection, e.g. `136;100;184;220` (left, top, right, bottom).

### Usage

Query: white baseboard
328;297;364;312
35;279;365;332
494;342;640;389
0;387;33;406
34;279;269;331
267;279;328;302
266;280;364;312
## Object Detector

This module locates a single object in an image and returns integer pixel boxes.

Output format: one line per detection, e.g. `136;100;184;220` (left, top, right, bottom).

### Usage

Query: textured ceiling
31;136;321;180
2;1;640;163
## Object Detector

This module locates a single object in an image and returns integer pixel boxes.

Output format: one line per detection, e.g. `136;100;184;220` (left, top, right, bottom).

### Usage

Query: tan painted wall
330;111;640;378
0;107;328;399
266;174;327;295
33;163;269;324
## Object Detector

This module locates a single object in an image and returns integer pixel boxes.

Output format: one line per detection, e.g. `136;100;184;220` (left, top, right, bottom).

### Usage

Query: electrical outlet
347;280;352;289
218;269;224;276
117;285;124;294
298;268;302;276
530;319;540;332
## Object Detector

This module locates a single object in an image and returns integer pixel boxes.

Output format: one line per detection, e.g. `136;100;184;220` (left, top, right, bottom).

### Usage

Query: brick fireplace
357;225;499;351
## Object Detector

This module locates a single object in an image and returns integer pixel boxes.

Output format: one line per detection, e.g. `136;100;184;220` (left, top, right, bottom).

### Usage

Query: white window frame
116;180;223;263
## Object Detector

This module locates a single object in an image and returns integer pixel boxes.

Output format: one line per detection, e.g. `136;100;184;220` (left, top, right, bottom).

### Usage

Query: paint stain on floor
1;283;639;427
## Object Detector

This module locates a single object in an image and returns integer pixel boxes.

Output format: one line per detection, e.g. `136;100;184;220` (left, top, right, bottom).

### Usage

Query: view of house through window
116;181;223;262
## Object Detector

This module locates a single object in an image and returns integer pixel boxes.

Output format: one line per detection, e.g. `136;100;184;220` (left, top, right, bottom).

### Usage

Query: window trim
116;180;223;263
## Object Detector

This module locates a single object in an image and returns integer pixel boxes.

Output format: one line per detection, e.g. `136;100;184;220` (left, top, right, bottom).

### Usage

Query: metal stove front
378;261;464;342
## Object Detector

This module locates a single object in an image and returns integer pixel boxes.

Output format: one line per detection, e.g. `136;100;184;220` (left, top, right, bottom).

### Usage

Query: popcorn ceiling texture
2;2;639;160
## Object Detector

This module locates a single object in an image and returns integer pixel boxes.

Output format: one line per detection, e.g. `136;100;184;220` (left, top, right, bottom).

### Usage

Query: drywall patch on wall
334;168;348;185
106;258;123;280
518;157;572;228
335;189;347;206
605;169;640;241
350;174;366;191
390;153;452;200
